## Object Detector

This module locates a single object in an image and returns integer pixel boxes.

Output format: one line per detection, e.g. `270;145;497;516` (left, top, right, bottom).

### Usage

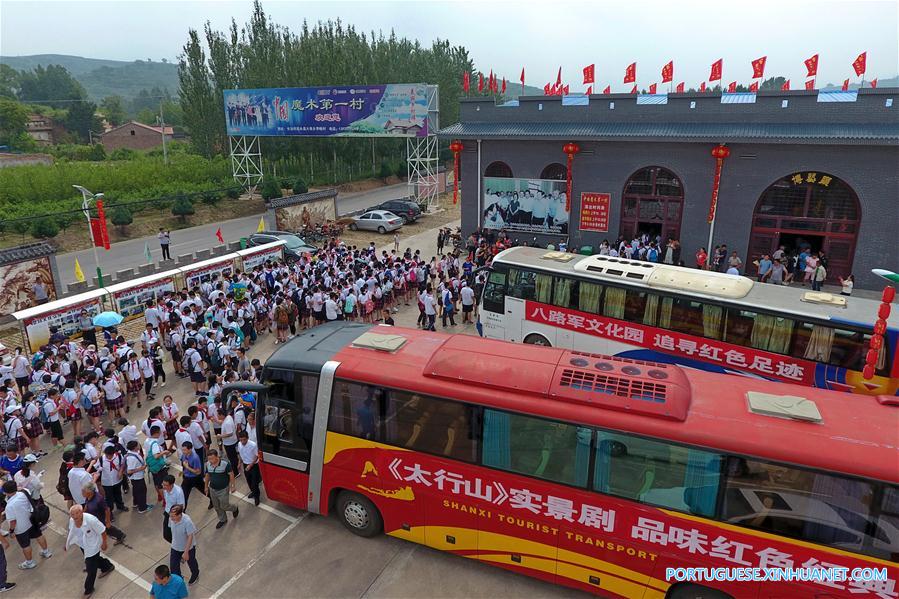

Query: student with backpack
144;425;171;505
41;388;64;450
2;480;51;570
441;287;456;327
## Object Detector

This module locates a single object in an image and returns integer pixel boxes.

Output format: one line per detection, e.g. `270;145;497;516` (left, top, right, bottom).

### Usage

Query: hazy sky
2;0;897;87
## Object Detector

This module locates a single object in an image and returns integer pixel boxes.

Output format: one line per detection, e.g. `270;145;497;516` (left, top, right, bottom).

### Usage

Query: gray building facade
439;89;899;289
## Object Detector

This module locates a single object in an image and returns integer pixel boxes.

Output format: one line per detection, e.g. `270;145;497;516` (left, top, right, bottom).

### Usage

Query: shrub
89;144;107;161
31;218;59;239
109;148;138;161
394;161;406;180
225;187;241;199
171;196;195;223
260;179;282;201
201;191;221;205
378;160;392;180
110;206;133;233
292;178;308;194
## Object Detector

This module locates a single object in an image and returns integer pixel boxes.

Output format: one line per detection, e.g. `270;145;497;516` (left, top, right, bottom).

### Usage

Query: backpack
208;344;223;371
265;271;275;290
145;440;167;473
80;390;93;411
26;490;50;529
38;399;49;425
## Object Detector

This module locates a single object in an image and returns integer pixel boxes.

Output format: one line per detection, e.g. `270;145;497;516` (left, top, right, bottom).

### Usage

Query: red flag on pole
520;67;525;93
630;84;638;94
804;54;819;77
623;62;636;83
586;86;593;95
749;81;758;92
544;83;551;95
804;79;815;90
661;61;674;83
583;64;595;84
478;73;484;92
648;83;657;94
852;52;867;76
871;78;878;89
501;78;506;94
709;59;723;82
727;81;737;93
751;56;767;79
488;70;494;92
675;82;684;93
842;78;850;91
603;85;611;95
700;81;706;92
782;79;790;91
556;67;562;86
563;84;569;95
216;228;224;244
462;71;470;93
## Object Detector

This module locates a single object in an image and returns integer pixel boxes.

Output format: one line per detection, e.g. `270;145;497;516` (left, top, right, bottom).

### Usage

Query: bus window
578;282;602;314
722;457;882;557
830;328;875;372
623;289;649;323
482;270;507;314
602;287;626;320
261;370;318;465
384;390;478;463
875;486;899;560
553;277;578;310
642;294;673;328
726;310;794;354
594;431;721;518
667;299;706;338
535;273;552;303
508;268;536;300
482;409;590;487
328;381;385;441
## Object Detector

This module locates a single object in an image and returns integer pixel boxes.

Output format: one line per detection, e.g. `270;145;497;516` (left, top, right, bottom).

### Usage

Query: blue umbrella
93;311;124;327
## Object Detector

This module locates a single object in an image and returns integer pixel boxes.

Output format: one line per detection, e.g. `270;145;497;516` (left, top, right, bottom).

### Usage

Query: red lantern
563;142;580;212
879;303;892;320
707;144;731;224
863;364;875;380
449;140;464;205
869;336;884;351
883;286;896;304
874;318;887;335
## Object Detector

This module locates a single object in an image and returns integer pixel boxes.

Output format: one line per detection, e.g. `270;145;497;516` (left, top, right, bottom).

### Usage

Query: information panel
580;192;611;232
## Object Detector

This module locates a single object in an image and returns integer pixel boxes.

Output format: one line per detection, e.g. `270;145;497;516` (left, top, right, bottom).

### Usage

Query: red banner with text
579;192;610;232
525;300;817;385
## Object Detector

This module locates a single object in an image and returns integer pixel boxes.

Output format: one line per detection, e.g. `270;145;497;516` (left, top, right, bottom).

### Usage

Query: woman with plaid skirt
61;379;83;441
20;392;45;457
3;404;28;453
161;395;180;448
82;374;105;434
102;367;125;421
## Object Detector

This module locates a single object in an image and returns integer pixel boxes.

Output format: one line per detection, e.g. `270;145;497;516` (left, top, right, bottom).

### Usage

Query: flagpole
75;185;104;287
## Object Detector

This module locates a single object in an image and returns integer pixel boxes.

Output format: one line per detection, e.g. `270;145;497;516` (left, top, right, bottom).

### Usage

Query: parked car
247;231;317;263
349;210;403;234
366;199;422;224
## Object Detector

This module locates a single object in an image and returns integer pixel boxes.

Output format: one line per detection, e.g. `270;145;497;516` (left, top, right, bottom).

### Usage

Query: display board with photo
482;177;569;235
113;278;176;321
23;297;104;353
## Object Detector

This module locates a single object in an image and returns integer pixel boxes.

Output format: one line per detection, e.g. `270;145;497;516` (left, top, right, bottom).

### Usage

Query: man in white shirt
421;286;436;331
65;505;114;597
236;431;261;506
219;408;240;479
460;282;475;324
2;481;51;570
160;475;184;544
68;452;95;506
167;505;199;584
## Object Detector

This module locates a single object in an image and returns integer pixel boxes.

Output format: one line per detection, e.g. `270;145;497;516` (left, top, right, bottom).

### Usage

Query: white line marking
46;522;153;591
209;513;306;599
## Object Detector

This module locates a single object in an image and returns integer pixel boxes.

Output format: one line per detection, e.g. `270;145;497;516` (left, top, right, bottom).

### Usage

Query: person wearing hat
2;479;52;570
13;453;42;502
2;404;26;454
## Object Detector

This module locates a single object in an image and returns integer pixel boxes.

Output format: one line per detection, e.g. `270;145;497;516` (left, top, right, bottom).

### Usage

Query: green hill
1;54;179;100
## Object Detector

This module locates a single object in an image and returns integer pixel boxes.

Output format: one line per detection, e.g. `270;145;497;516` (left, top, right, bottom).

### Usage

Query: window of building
594;431;722;518
484;161;513;178
384;390;478;463
130;130;136;136
721;457;880;557
540;163;567;181
483;409;591;487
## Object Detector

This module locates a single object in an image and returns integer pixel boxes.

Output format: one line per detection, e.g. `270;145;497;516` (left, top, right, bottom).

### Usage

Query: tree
0;98;33;150
31;218;59;239
110;205;133;233
0;65;19;99
17;65;86;107
89;144;106;161
178;29;221;157
260;179;281;200
200;190;221;205
761;76;787;91
292;178;308;194
64;100;100;143
100;96;126;126
171;196;195;223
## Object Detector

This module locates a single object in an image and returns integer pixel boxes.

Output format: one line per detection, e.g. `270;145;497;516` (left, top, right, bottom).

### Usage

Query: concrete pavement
54;182;409;287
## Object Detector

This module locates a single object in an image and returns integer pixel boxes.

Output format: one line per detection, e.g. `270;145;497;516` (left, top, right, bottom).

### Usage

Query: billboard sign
22;296;105;353
224;84;429;137
580;192;611;232
111;277;176;322
482;177;569;235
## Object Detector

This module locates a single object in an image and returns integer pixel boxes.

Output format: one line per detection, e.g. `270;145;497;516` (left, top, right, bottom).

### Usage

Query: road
54;182;409;287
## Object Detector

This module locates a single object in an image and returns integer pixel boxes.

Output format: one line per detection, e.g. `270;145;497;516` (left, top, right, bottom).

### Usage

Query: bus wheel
523;334;551;347
336;491;383;538
666;583;733;599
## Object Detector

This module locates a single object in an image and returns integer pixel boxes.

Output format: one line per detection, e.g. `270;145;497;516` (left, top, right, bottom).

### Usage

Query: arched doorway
619;166;684;242
484;161;513;178
748;171;860;281
540;163;567;180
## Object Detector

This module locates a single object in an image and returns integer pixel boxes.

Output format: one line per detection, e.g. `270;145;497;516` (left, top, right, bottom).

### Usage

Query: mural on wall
275;197;338;231
0;257;56;317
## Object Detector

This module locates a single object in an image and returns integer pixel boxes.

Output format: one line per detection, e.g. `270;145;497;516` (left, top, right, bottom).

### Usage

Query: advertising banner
483;177;569;235
23;296;104;353
113;277;176;322
0;256;56;317
241;246;283;272
224;84;429;137
183;259;234;291
580;192;611;233
525;300;816;385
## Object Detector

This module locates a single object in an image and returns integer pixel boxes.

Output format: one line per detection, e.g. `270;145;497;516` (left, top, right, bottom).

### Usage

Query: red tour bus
230;322;899;599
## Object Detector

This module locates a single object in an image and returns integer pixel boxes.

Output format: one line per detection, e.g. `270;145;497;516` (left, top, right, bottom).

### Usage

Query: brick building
25;113;66;146
438;88;899;289
99;120;174;151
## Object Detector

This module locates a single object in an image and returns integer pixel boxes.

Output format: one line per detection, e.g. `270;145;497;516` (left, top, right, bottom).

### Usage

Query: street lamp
73;185;109;286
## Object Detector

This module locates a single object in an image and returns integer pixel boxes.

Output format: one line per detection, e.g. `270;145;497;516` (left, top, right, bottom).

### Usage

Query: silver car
349;210;404;234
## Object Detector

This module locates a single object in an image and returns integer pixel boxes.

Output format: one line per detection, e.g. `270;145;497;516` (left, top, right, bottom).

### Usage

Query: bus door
479;268;509;341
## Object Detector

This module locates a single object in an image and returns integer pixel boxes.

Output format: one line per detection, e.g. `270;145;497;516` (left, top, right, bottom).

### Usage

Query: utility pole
73;186;108;286
159;100;169;166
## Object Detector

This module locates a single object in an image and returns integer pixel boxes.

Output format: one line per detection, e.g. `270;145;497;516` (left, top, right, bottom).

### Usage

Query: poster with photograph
482;177;569;235
183;259;234;291
241;246;284;272
23;297;104;353
113;278;176;322
0;256;57;317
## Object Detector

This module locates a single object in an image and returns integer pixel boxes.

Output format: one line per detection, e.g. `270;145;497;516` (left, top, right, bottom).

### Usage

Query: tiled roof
266;188;338;209
437;121;899;144
0;242;55;265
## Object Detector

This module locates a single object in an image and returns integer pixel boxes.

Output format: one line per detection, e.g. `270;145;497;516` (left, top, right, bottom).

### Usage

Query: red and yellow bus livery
234;322;899;599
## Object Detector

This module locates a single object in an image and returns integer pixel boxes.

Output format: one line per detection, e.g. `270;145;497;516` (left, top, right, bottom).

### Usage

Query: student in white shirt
3;479;52;570
160;474;184;544
43;388;64;448
236;430;260;505
124;440;152;513
68;452;95;506
65;505;113;596
98;445;127;512
219;408;239;478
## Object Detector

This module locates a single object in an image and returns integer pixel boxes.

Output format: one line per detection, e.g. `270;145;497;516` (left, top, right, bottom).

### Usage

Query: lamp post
706;144;730;254
73;185;108;286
